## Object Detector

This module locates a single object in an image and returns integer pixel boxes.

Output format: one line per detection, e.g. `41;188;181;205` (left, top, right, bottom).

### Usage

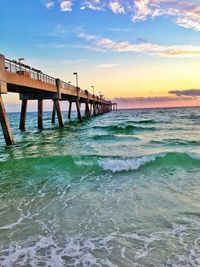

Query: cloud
97;63;120;68
169;89;200;97
45;1;54;9
37;43;67;48
69;44;107;52
133;0;200;31
43;1;200;31
80;0;105;11
37;42;107;52
113;95;196;103
109;1;125;14
60;0;73;12
78;32;200;57
47;25;70;37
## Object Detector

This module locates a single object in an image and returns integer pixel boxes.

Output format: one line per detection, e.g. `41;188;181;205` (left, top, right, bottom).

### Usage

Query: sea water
0;107;200;266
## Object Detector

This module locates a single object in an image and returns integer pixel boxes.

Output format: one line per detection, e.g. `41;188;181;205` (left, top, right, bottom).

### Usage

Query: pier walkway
0;54;117;145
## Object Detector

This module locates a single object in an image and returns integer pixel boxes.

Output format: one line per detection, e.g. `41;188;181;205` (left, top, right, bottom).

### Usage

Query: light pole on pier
91;86;94;95
18;58;25;64
18;58;25;73
73;72;79;88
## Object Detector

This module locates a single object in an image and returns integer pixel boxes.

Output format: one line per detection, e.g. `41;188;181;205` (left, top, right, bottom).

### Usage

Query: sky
1;0;200;110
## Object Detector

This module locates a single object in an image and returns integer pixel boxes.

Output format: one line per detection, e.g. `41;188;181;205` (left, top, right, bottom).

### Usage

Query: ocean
0;107;200;266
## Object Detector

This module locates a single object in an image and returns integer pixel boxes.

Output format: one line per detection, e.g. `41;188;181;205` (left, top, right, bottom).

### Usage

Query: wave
98;152;200;172
91;134;116;141
126;119;155;124
91;134;140;141
93;125;156;133
1;152;200;176
98;155;157;172
180;114;200;120
150;139;200;146
126;119;170;124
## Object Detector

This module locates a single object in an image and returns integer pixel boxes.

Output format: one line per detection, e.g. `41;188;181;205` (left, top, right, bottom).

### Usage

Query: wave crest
98;155;157;172
98;152;200;173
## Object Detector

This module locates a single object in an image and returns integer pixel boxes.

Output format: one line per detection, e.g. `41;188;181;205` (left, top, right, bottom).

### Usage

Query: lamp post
91;86;94;95
18;58;24;73
18;58;24;64
73;72;78;88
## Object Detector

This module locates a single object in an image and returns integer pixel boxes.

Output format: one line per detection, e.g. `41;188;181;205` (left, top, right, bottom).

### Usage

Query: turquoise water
1;107;200;266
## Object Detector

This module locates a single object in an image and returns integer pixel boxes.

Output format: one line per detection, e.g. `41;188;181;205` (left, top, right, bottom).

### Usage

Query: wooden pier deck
0;54;117;145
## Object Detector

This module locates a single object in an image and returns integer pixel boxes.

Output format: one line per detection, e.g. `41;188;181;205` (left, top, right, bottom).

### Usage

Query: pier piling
19;99;28;130
38;99;43;129
68;101;72;119
51;103;56;124
54;99;64;128
76;101;82;122
0;95;14;145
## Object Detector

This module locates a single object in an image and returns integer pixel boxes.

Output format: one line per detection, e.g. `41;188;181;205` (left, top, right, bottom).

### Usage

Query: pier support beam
96;104;100;115
85;102;90;117
38;99;43;129
19;99;28;130
68;101;72;119
93;103;97;116
54;99;64;127
51;102;56;124
76;101;82;122
0;95;14;145
90;103;93;116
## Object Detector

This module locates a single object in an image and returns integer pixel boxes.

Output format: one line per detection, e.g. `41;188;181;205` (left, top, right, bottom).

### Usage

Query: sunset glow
1;0;200;110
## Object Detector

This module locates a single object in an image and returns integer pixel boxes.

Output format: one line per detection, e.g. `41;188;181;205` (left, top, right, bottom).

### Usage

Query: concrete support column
85;102;90;117
38;99;43;129
90;103;93;116
93;103;96;116
0;55;7;94
97;104;100;115
68;101;72;119
0;95;14;145
76;101;82;122
19;99;28;130
51;102;56;124
56;78;61;99
54;99;64;127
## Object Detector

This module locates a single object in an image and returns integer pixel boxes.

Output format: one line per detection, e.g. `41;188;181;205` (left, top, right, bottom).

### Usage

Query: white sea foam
0;235;115;267
188;152;200;161
98;151;200;173
98;155;159;172
0;211;31;230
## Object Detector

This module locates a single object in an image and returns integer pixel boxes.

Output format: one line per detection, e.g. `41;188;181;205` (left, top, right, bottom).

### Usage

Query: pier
0;54;117;145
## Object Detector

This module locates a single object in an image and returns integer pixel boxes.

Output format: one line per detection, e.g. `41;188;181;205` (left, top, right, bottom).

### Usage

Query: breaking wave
1;152;200;176
97;152;200;172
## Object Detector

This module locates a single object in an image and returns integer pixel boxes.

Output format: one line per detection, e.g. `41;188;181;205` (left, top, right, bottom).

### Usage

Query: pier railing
5;58;56;85
4;58;98;101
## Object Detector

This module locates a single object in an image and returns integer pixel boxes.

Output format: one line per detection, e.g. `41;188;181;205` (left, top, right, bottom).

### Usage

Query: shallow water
1;107;200;266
